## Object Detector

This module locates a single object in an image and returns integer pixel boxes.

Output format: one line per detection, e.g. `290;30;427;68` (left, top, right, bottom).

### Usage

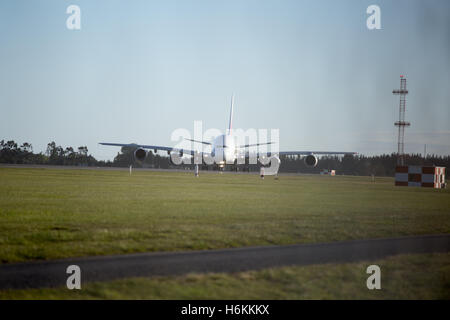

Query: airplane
100;96;357;173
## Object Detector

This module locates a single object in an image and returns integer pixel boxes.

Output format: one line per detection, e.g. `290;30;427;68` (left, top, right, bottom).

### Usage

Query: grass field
1;253;449;299
0;167;449;264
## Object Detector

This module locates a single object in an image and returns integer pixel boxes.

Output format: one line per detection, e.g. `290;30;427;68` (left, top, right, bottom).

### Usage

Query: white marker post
194;164;199;177
129;165;132;175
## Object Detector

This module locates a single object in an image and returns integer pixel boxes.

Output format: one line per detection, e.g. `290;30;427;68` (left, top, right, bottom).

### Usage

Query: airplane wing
241;150;357;158
99;142;203;156
237;142;275;148
278;151;357;156
184;138;212;145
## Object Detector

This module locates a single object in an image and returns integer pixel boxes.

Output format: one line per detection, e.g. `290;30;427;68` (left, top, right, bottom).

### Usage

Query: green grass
1;253;449;299
0;167;449;263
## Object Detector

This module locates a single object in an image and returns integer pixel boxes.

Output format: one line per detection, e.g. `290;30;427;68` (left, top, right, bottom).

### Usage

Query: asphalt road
0;234;449;289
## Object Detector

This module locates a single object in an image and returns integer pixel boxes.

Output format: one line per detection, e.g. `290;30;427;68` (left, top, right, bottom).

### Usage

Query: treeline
1;139;449;177
0;140;100;166
0;140;170;168
279;153;450;176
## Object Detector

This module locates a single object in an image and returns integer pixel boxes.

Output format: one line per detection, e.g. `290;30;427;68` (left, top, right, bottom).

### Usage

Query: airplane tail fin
228;94;234;135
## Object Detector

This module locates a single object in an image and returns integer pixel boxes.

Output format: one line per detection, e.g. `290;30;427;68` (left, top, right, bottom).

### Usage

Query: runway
0;163;301;175
0;234;449;290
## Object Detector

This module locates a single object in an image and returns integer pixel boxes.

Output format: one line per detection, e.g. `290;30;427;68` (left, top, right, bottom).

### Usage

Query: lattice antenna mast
393;75;410;165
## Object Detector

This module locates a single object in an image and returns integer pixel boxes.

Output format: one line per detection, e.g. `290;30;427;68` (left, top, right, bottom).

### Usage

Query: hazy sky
1;0;449;160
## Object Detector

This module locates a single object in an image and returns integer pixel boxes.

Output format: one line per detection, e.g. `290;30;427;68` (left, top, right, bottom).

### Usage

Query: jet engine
304;154;318;167
134;148;147;162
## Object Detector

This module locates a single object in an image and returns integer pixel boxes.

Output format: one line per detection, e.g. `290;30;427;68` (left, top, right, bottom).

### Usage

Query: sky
0;0;449;160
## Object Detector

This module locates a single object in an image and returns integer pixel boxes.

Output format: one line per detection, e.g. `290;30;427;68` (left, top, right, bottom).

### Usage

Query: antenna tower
393;75;410;165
